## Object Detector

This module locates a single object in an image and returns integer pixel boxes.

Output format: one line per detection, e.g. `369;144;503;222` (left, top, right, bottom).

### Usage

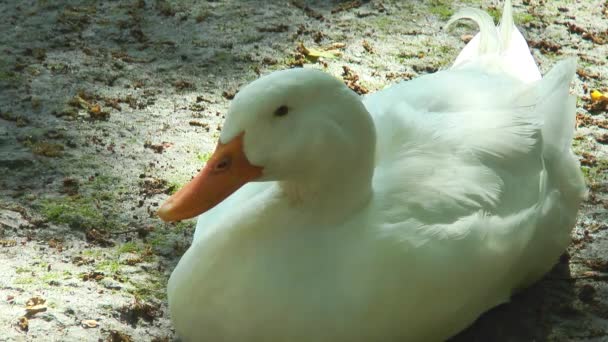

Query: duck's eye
274;105;289;117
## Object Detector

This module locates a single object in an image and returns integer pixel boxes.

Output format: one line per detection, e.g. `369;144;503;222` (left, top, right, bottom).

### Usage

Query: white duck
159;1;585;341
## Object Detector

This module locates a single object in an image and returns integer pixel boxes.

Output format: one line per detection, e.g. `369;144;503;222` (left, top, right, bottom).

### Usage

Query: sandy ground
0;0;607;341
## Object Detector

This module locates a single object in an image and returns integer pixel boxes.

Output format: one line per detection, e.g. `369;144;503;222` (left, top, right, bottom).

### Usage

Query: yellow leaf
296;42;341;62
76;95;91;109
306;48;341;60
590;89;606;102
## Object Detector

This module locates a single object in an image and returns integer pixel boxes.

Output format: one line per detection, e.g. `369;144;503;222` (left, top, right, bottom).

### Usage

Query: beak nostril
214;156;232;172
157;132;262;221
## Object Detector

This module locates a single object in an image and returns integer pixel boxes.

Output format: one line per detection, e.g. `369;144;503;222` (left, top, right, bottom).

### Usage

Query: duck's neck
278;87;377;220
278;146;375;221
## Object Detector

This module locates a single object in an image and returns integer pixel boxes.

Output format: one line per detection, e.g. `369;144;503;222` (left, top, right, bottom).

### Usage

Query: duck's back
363;0;585;311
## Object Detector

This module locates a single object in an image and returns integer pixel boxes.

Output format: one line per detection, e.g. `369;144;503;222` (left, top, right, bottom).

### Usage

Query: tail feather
534;59;585;203
447;0;541;83
499;0;514;51
446;8;499;60
446;8;499;57
536;59;577;155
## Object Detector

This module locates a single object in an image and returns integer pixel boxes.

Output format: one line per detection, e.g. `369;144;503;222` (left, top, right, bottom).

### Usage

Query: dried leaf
0;239;17;247
296;42;341;62
307;48;340;59
17;316;28;331
25;296;47;316
342;65;369;95
107;330;134;342
89;104;101;114
26;296;46;307
331;1;362;14
322;42;346;50
362;40;374;53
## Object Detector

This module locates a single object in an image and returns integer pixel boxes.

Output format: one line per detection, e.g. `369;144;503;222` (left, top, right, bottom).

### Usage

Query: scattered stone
579;284;596;303
100;278;123;290
222;89;237;100
81;319;99;328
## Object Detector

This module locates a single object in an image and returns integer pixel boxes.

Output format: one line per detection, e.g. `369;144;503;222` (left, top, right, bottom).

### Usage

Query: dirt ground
0;0;607;341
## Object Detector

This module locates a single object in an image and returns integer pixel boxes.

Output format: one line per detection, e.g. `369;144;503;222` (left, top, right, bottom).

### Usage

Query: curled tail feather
447;0;541;83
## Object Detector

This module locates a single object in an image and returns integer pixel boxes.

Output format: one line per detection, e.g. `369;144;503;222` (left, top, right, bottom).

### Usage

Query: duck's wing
369;58;581;223
366;67;538;226
364;0;585;222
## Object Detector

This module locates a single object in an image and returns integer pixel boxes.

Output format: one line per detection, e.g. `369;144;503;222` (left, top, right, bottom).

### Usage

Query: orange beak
157;133;263;222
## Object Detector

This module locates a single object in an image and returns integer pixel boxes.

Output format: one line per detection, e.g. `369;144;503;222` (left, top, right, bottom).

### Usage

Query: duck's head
158;68;375;222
